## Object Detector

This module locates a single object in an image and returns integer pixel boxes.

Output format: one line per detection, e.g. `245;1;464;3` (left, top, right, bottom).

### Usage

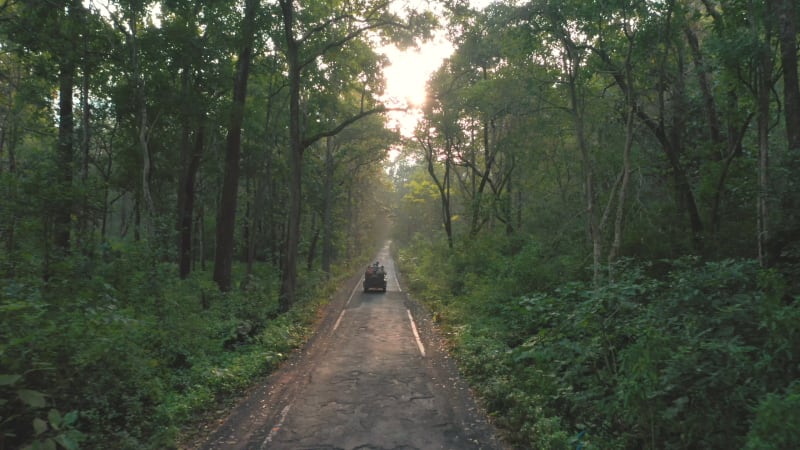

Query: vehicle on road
363;262;387;292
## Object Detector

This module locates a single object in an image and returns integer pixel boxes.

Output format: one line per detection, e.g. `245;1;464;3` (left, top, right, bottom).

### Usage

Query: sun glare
379;33;453;136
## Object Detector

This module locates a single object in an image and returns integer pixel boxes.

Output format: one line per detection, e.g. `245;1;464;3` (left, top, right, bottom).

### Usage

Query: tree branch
301;105;405;149
299;18;408;71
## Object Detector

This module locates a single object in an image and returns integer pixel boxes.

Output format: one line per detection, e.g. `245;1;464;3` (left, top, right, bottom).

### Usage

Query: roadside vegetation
389;0;800;448
0;1;414;448
2;252;333;449
3;0;800;449
397;235;799;448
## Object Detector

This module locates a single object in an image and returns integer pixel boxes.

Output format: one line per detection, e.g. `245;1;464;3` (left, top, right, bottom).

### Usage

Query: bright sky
380;0;494;137
379;33;454;137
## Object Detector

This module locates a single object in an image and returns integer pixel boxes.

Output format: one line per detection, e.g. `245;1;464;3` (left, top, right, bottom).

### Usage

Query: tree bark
609;104;633;268
565;48;599;283
179;122;204;279
54;61;75;252
777;0;800;152
277;0;403;310
306;213;319;271
78;20;91;251
774;0;800;258
213;0;259;291
423;134;454;249
321;136;335;274
279;0;303;312
757;31;773;266
609;24;636;269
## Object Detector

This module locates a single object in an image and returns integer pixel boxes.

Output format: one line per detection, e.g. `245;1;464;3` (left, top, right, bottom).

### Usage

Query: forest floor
183;241;506;450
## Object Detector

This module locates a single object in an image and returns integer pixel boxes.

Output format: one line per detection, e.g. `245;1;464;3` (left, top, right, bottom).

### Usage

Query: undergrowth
397;234;800;449
0;241;348;449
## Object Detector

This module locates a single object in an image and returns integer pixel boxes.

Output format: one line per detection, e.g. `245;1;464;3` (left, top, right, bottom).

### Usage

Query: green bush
0;239;334;449
746;381;800;450
398;235;800;449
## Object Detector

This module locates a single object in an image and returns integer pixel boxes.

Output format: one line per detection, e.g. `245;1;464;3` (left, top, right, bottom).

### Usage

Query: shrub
746;381;800;450
399;236;800;449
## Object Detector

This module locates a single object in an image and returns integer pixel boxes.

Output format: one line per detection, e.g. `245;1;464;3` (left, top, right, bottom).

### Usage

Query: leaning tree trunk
443;149;453;249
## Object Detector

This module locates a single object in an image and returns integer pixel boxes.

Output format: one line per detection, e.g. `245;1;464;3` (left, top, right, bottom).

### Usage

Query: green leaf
0;374;22;386
55;433;80;450
18;389;47;408
62;411;79;426
33;417;48;435
47;409;62;430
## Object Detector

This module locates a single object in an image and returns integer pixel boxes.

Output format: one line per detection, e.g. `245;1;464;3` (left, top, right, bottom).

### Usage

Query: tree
1;0;91;269
276;0;433;311
313;117;395;274
772;0;800;265
213;0;260;291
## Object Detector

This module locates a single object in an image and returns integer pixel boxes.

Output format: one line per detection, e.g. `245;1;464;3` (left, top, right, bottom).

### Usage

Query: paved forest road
191;242;505;450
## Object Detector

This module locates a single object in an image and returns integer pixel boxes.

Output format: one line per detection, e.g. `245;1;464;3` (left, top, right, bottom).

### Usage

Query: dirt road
192;242;504;450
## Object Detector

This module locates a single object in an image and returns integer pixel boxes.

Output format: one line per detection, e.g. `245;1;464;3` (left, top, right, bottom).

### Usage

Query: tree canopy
1;0;799;448
393;0;800;448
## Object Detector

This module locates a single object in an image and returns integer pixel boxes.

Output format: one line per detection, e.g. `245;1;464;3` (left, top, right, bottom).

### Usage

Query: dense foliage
398;235;800;449
3;0;800;448
390;0;800;448
0;241;359;448
0;0;418;448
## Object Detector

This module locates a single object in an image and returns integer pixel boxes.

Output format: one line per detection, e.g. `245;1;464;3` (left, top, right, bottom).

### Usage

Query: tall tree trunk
684;25;723;152
423;132;454;249
757;80;770;266
177;69;192;274
774;0;800;257
279;0;303;312
609;26;636;270
78;11;91;251
54;61;75;252
757;39;773;266
306;213;319;271
321;136;335;274
245;174;264;277
127;4;155;231
0;125;4;174
3;125;17;266
179;122;204;279
196;204;205;271
469;118;492;237
777;0;800;152
277;0;397;308
566;51;599;283
444;151;453;249
213;0;259;291
609;103;634;268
